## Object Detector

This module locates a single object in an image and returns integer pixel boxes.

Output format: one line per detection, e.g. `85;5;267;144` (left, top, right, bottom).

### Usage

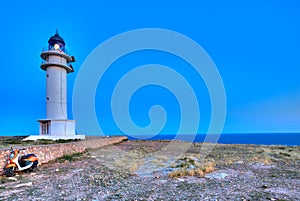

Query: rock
189;165;196;169
14;182;33;188
71;169;83;174
158;179;168;183
8;177;17;181
205;172;228;179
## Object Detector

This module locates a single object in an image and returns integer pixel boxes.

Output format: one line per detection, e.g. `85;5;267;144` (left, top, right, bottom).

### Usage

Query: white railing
48;58;66;64
42;58;67;66
42;47;71;55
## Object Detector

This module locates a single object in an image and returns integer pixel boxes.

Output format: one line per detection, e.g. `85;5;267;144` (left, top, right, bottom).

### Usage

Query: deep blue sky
0;0;299;135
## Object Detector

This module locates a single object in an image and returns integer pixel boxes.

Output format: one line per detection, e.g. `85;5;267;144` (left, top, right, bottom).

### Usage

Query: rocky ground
0;140;299;201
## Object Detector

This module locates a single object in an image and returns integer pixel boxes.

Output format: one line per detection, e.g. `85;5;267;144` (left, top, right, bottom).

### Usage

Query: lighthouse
34;30;84;140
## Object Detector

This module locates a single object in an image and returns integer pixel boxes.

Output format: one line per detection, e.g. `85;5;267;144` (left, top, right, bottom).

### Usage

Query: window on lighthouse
54;44;60;50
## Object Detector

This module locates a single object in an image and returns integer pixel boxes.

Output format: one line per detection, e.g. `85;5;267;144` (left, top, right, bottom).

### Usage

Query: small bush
3;139;23;144
187;169;195;176
55;152;84;162
257;150;264;154
202;163;215;173
168;170;183;178
195;169;204;177
168;163;215;178
56;139;80;143
279;152;291;157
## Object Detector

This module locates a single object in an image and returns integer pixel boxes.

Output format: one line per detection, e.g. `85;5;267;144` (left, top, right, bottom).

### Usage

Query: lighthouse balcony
42;46;72;55
41;48;73;63
41;60;74;73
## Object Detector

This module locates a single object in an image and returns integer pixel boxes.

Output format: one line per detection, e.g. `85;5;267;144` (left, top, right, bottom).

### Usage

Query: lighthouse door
41;122;50;135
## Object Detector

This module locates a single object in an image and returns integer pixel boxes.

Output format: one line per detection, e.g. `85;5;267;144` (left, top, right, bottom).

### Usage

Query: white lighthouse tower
30;30;84;140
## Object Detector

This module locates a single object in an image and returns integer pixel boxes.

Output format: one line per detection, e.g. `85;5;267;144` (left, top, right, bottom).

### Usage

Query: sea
126;133;300;146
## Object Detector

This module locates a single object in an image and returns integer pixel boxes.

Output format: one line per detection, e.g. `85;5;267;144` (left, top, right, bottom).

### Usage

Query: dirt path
0;141;299;200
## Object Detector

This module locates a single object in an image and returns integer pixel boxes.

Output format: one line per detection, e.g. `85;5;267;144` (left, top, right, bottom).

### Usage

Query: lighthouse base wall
50;120;75;135
37;119;78;136
25;119;85;141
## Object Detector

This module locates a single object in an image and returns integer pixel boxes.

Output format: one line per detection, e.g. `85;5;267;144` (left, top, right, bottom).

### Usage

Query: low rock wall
0;136;127;174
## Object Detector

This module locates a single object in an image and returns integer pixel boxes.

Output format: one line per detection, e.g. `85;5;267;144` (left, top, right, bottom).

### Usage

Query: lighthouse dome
48;30;65;45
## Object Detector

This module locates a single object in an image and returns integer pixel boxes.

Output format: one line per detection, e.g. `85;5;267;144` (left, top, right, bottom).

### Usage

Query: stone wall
0;136;127;174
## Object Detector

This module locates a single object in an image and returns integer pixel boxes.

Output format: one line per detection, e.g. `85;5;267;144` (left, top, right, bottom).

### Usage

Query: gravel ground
0;141;299;201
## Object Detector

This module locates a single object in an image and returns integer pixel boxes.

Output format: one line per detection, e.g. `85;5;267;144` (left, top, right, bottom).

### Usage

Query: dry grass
113;152;144;173
108;141;299;177
168;153;215;178
163;143;299;178
88;140;300;178
168;162;215;178
0;136;80;149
